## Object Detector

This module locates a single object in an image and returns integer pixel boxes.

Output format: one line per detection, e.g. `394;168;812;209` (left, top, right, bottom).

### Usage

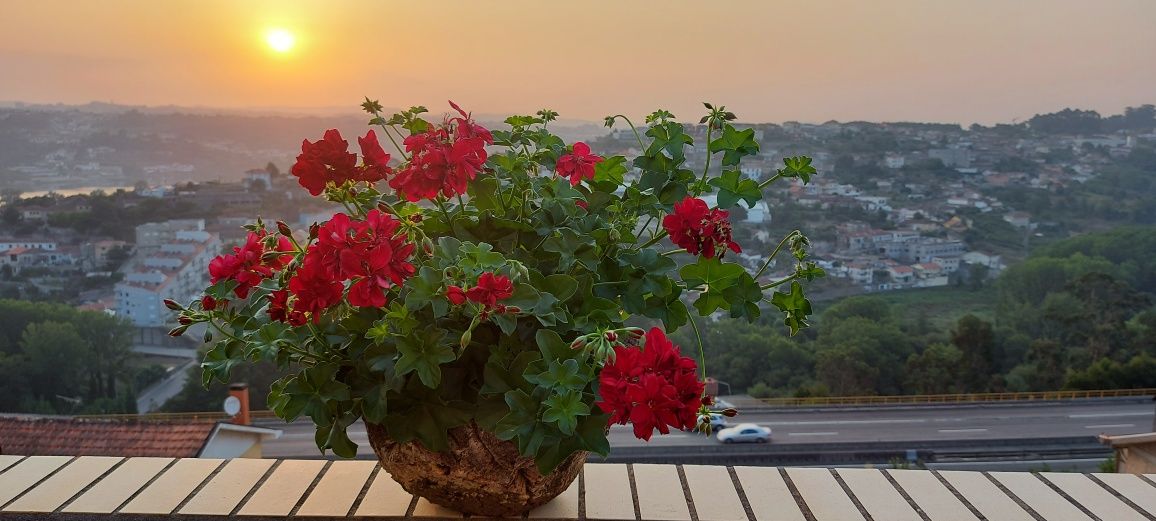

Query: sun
265;28;295;54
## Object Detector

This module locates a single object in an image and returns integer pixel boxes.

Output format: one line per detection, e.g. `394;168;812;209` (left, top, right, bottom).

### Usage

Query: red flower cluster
273;210;416;324
291;129;393;196
556;142;604;186
208;230;293;299
446;272;515;314
662;196;741;259
596;328;705;441
389;101;492;202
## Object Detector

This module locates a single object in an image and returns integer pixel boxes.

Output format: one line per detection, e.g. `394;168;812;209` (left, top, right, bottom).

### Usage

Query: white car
716;423;772;444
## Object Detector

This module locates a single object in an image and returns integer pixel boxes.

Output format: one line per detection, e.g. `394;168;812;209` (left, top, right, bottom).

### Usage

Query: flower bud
570;337;587;350
604;330;618;342
409;213;423;223
722;408;738;417
163;298;182;311
422;237;434;256
701;395;715;406
377;201;390;213
505;306;521;314
308;222;320;240
168;325;189;337
178;315;193;325
276;220;293;237
460;330;472;350
201;295;218;311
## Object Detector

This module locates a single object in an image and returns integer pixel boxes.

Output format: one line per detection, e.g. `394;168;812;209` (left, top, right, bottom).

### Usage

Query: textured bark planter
365;421;585;517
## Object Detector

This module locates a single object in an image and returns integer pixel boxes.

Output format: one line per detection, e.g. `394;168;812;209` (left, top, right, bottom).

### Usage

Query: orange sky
2;1;1154;124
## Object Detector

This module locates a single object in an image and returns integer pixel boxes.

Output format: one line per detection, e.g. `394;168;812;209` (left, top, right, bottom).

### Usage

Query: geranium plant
171;100;822;474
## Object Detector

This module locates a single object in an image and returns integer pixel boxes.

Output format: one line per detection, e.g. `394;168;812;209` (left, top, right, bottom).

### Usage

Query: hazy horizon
2;1;1155;125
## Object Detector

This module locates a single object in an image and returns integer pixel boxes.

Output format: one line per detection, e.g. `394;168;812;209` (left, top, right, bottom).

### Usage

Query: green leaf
535;329;578;364
541;274;578;302
394;328;456;388
722;272;763;320
770;281;814;336
279;363;351;427
316;415;358;458
679;257;745;291
708;125;760;167
361;384;389;424
542;390;590;435
201;340;245;385
526;359;589;392
709;169;763;209
404;266;449;318
593;155;628;186
542;228;599;271
779;156;818;183
645;122;693;162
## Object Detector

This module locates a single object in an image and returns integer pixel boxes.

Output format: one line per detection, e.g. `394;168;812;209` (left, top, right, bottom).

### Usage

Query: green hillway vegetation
669;226;1156;398
0;300;146;414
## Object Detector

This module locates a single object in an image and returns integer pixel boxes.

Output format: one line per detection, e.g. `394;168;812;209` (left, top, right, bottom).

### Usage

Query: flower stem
687;314;708;383
761;273;799;291
661;248;686;257
754;230;800;278
757;173;784;190
694;125;714;196
609;115;646;150
638;230;669;250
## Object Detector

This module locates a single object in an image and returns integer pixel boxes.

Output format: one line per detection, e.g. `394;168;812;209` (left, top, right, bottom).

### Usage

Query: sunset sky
2;1;1154;124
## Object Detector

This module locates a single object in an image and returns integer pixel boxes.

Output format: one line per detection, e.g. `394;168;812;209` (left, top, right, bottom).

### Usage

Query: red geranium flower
287;262;344;319
446;285;467;305
661;196;741;258
388;101;492;202
291;129;393;196
267;289;307;326
556;142;604;186
464;272;514;309
596;327;705;441
208;231;292;299
286;210;416;317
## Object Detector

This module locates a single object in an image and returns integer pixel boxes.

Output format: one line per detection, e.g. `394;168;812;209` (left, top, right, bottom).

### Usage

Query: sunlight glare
265;28;295;54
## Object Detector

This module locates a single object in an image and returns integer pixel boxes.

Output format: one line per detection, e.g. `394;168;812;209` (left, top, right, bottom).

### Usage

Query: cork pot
365;421;585;517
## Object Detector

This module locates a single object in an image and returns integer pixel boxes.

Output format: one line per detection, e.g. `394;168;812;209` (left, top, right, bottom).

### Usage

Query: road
256;399;1154;459
136;360;195;413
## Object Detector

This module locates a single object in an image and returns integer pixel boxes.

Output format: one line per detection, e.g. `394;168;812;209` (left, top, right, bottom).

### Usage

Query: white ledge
0;456;1154;520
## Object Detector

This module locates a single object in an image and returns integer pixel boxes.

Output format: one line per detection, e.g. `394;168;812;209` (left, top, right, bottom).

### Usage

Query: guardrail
71;388;1156;423
753;387;1156;406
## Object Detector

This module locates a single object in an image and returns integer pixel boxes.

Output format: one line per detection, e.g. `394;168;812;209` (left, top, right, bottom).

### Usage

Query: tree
815;346;878;396
904;343;963;394
951;315;996;392
20;321;88;404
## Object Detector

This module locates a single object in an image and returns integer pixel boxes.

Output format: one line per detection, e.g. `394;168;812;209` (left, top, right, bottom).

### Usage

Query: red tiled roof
0;415;216;457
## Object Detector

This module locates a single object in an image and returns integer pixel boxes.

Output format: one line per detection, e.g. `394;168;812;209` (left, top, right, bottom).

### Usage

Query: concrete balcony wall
1;456;1155;520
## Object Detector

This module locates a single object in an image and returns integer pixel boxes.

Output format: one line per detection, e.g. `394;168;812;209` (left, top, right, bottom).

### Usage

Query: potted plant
169;100;822;516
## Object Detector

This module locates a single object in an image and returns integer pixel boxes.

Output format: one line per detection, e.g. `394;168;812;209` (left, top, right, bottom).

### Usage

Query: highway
256;398;1154;459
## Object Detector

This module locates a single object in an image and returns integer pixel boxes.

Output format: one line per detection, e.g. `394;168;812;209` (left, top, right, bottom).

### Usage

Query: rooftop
0;416;216;458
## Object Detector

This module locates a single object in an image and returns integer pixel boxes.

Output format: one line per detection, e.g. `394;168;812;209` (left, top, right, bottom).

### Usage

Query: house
1099;432;1156;474
1004;211;1032;229
888;265;915;284
846;263;873;284
0;416;281;459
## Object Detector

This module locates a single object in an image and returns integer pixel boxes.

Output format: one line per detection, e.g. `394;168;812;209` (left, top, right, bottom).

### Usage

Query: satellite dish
223;395;241;416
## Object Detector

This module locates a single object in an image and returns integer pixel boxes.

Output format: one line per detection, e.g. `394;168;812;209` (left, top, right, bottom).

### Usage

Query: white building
116;223;219;327
0;239;57;251
745;200;771;224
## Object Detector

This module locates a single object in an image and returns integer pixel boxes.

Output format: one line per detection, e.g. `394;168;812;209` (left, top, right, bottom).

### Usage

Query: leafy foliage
181;102;819;471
